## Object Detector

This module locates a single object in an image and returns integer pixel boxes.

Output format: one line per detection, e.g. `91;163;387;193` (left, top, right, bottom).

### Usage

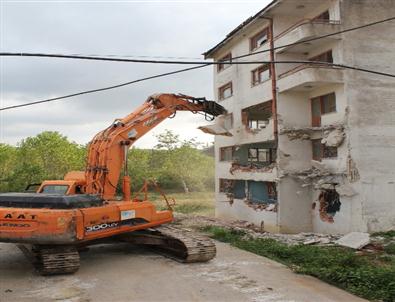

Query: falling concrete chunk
198;124;233;137
336;232;370;249
321;128;345;147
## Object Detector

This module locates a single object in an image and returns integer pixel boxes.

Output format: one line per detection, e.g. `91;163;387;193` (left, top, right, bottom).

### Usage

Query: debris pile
174;214;341;246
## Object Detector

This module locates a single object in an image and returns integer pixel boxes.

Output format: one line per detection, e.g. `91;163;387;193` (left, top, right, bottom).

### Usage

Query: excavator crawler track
18;245;80;275
118;225;216;263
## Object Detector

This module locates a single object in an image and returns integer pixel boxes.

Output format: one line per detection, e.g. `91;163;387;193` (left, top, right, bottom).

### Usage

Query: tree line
0;130;214;193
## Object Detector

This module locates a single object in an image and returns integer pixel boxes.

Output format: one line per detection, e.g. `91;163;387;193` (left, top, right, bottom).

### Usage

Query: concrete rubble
280;124;342;141
335;232;371;249
174;213;342;246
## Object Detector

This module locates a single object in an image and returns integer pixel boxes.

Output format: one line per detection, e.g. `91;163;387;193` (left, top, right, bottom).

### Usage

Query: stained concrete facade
204;0;395;234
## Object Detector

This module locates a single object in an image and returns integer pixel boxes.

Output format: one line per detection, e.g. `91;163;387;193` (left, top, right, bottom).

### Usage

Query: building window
311;92;336;126
321;93;336;114
313;10;330;22
248;120;267;129
218;82;233;100
251;64;271;86
312;139;338;161
220;146;234;161
223;113;233;130
242;101;272;130
217;53;232;72
247;181;277;204
248;148;276;164
309;50;333;64
250;28;269;51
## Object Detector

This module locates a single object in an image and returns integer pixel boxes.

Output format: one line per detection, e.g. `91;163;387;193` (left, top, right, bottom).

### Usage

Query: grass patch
372;230;395;240
203;226;395;302
148;191;214;216
385;243;395;255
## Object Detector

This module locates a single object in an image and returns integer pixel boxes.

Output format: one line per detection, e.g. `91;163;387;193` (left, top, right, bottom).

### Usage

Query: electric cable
1;16;394;111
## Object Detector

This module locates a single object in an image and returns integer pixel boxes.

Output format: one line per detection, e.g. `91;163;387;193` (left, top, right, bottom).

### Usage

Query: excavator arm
85;93;226;200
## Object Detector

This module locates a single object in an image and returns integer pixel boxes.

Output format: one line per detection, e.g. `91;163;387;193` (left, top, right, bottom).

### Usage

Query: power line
2;16;394;64
1;16;394;111
1;59;393;111
0;65;207;111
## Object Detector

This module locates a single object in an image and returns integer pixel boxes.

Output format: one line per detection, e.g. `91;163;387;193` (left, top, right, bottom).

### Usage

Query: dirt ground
0;241;366;302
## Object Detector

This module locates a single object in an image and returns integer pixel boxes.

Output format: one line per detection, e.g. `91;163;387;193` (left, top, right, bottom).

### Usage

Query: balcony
277;64;344;93
274;20;341;54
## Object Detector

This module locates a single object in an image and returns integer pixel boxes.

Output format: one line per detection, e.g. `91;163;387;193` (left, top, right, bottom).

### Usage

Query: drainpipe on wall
262;17;279;145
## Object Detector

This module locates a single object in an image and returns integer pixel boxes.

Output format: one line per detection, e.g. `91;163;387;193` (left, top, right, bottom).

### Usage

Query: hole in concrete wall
230;142;276;174
318;189;341;223
219;179;277;211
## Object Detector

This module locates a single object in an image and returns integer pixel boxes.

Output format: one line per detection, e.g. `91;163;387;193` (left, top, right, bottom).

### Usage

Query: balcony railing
274;18;341;42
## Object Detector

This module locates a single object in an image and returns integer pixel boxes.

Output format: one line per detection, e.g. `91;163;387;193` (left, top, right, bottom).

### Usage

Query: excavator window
41;185;69;195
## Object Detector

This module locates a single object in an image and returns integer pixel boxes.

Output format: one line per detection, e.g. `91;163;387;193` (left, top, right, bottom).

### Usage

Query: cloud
0;1;268;147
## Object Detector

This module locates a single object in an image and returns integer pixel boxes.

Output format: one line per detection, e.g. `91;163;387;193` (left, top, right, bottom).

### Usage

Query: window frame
251;64;271;86
218;82;233;101
220;146;235;162
250;28;269;52
217;53;232;73
311;92;337;126
247;148;275;164
223;113;233;130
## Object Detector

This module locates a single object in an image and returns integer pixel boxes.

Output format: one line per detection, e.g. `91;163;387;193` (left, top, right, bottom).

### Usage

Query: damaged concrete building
202;0;395;234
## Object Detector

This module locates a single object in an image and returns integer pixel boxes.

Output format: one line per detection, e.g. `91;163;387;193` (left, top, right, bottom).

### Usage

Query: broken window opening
217;53;232;72
231;142;276;172
242;101;272;131
250;28;269;51
252;64;271;86
220;146;235;162
311;92;336;127
218;82;233;100
246;181;277;210
318;189;341;223
220;179;278;210
312;139;338;161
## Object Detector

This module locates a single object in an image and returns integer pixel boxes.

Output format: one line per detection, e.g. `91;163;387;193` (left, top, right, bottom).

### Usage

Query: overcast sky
0;0;270;148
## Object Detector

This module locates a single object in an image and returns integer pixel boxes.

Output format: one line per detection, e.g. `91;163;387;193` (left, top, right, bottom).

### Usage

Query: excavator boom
85;93;226;200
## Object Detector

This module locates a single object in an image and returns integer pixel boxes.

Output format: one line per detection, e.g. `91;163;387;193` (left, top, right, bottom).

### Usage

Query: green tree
10;131;86;191
154;130;214;193
0;144;18;192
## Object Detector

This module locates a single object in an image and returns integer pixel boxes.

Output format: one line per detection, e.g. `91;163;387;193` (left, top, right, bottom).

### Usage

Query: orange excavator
0;93;225;275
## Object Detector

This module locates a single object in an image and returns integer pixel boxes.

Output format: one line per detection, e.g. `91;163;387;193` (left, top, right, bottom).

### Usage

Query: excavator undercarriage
16;225;216;275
